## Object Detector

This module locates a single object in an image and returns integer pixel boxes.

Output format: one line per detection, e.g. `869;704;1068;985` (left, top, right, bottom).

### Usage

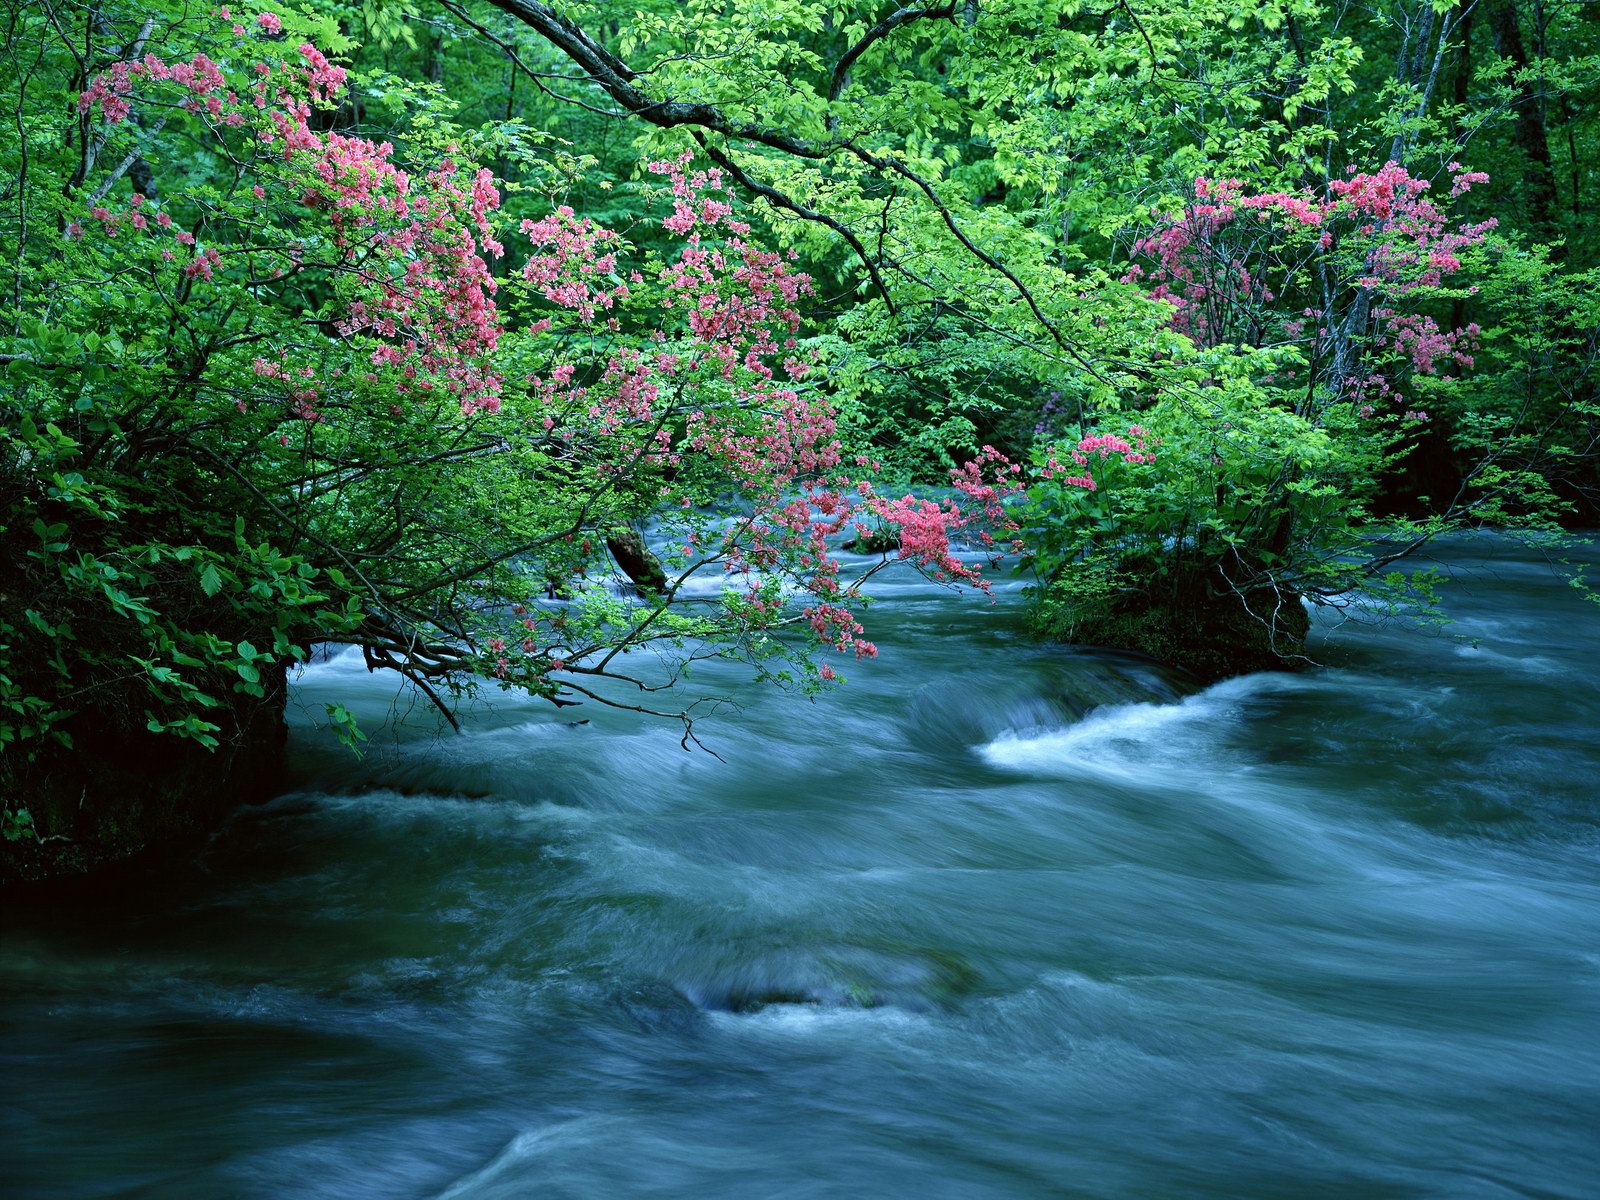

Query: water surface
3;536;1597;1198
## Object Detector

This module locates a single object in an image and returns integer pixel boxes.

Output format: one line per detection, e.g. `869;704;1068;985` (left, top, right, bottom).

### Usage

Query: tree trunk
1485;0;1559;239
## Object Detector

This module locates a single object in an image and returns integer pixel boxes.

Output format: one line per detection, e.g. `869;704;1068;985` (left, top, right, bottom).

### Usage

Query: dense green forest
2;0;1596;875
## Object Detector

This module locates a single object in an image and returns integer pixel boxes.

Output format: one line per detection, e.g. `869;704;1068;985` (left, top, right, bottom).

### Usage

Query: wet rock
673;944;981;1015
605;526;668;594
843;526;900;554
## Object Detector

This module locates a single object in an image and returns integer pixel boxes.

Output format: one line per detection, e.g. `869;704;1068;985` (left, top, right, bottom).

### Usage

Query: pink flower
257;12;281;34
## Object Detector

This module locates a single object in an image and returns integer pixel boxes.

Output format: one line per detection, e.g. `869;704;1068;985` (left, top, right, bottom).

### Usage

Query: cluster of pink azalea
518;155;1023;669
1038;426;1159;490
946;444;1027;551
520;206;630;324
75;14;504;418
1129;163;1495;331
1126;162;1496;425
1383;311;1480;376
251;356;322;423
843;448;1030;595
647;155;808;378
69;192;189;260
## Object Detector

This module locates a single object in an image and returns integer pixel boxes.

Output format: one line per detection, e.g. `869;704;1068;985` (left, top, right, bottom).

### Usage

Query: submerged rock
672;944;982;1015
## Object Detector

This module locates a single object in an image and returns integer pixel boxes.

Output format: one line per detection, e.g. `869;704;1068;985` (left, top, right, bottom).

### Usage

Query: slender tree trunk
1451;4;1473;141
1560;94;1581;219
1531;0;1581;222
422;26;445;85
1485;0;1559;239
1451;6;1474;333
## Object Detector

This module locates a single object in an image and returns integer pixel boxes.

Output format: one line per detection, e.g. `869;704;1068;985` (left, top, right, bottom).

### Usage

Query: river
3;535;1597;1198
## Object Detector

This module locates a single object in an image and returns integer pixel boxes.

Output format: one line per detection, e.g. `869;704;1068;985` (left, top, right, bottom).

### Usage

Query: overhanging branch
476;0;1088;358
829;3;957;103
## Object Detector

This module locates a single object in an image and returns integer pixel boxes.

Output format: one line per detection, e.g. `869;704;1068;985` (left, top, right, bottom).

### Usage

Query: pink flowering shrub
493;152;1023;686
1019;163;1504;678
61;21;1021;721
1125;163;1494;426
75;31;504;421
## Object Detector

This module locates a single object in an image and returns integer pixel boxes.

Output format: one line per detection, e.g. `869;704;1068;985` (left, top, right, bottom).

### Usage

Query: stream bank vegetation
2;0;1596;877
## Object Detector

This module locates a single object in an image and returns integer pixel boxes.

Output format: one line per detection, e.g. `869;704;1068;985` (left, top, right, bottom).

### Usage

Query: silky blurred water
3;535;1598;1198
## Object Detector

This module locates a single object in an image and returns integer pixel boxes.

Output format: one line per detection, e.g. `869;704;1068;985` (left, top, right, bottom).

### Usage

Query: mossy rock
605;526;668;593
843;526;900;554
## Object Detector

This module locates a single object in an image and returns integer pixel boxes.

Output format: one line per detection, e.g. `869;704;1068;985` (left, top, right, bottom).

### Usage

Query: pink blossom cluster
1385;312;1480;375
507;158;1023;673
75;17;505;417
1126;162;1497;429
1038;425;1159;490
520;207;627;323
1129;163;1494;344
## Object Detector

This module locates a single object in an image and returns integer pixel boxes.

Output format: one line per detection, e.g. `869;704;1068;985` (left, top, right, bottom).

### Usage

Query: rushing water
3;536;1598;1198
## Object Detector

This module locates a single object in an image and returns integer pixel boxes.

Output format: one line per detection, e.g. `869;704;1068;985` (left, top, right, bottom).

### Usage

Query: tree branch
477;0;1100;366
689;132;897;310
829;3;956;103
482;0;828;159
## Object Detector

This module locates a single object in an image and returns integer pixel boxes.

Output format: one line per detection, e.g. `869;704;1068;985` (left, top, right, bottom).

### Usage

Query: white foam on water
432;1120;618;1200
977;673;1287;781
1452;643;1567;675
706;998;933;1037
296;643;368;676
265;787;591;832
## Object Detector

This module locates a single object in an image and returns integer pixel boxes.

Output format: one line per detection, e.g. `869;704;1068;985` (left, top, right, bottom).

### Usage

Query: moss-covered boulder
1031;565;1310;683
843;526;901;554
606;526;668;594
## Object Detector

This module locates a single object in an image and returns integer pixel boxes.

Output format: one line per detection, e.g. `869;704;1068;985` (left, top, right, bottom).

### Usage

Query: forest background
2;0;1596;877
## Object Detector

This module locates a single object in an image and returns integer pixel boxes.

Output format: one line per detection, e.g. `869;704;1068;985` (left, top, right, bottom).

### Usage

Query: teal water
3;536;1598;1198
